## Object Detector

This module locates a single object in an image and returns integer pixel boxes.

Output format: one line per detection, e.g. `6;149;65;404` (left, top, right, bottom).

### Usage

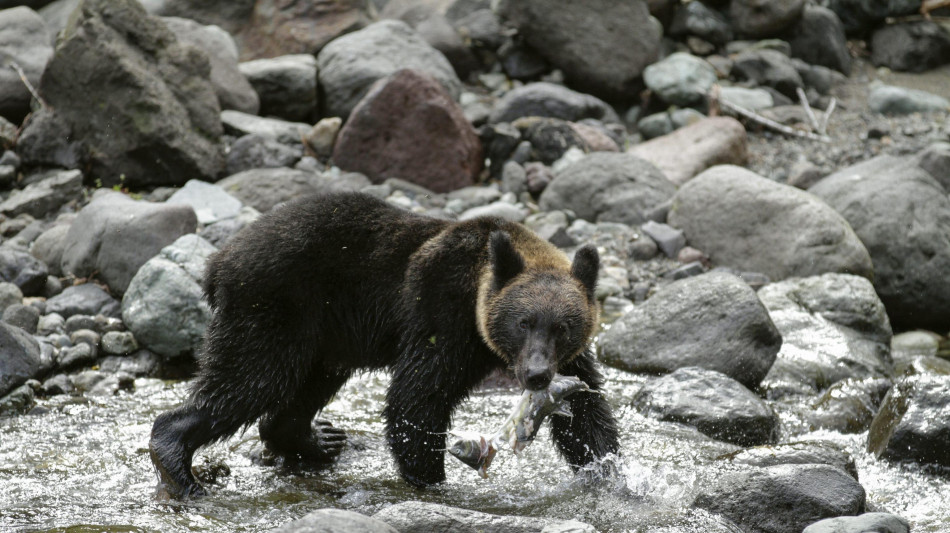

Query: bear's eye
518;319;529;331
554;323;569;336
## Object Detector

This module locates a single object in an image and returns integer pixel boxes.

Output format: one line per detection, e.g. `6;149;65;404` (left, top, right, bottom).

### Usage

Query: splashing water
1;368;948;532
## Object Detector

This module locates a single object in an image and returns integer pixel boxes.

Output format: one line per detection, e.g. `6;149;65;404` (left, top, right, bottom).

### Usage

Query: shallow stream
2;367;948;532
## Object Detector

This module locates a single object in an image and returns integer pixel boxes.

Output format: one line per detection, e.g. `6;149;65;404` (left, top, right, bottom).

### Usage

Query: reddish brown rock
237;0;376;60
332;69;483;193
628;117;747;186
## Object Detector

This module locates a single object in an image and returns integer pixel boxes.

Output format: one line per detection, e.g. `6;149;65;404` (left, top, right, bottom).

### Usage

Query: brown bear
149;191;620;497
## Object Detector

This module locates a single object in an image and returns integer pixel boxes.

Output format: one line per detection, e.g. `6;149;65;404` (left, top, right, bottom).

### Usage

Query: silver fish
447;374;590;477
446;432;497;478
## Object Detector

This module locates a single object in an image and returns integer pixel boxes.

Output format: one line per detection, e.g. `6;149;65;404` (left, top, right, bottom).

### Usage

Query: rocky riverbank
1;0;950;532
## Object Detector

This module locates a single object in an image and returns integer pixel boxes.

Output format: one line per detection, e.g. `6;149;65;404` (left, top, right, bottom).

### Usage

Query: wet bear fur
149;191;620;497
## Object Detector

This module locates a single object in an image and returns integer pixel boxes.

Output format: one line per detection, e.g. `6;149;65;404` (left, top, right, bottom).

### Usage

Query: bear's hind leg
259;369;350;465
150;402;238;498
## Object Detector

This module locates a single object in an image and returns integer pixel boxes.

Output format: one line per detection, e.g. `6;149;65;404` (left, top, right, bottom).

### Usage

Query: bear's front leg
383;351;489;488
551;352;621;472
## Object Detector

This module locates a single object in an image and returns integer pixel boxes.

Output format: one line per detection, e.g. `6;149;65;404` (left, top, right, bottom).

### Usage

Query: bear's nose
524;367;553;391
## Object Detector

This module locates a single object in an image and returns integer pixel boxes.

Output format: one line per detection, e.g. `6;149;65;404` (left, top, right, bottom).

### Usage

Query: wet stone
718;440;859;480
802;512;910;533
633;366;780;446
867;374;950;467
0;321;42;397
693;463;866;533
0;381;36;416
373;500;597;533
758;273;892;395
273;508;398;533
807;377;892;434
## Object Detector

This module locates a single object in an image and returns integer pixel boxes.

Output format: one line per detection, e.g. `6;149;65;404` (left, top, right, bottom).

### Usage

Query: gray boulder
868;84;950;115
488;82;620;125
693;464;866;533
0;248;48;296
758;273;892;395
809;155;950;330
822;0;920;36
36;0;224;188
166;179;243;225
3;304;40;334
730;0;804;39
871;20;950;73
803;513;910;533
668;165;872;282
372;501;596;533
867;374;950;468
239;54;318;123
162;16;259;115
12;109;83;171
785;5;852;74
539;152;675;226
122;234;216;358
643;52;718;107
633;366;780;446
493;0;661;100
30;220;72;277
0;282;21;311
599;271;781;389
0;6;53;123
669;0;733;46
220;110;311;144
44;283;121;318
60;191;198;295
226;134;303;175
272;508;397;533
0;320;42;396
731;48;804;99
0;169;82;219
216;168;368;213
916;142;950;191
317;20;461;119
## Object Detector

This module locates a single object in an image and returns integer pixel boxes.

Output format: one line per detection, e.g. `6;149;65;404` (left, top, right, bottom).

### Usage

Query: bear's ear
489;230;524;291
571;244;599;300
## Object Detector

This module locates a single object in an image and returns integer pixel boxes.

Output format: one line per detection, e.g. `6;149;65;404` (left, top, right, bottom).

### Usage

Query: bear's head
478;230;599;390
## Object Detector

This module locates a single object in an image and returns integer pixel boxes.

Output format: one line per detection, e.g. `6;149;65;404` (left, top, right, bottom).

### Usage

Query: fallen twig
8;60;47;109
710;85;831;143
796;87;821;134
818;97;836;136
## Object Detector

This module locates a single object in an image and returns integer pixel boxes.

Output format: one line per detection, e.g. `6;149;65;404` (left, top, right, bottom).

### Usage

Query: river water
1;366;948;532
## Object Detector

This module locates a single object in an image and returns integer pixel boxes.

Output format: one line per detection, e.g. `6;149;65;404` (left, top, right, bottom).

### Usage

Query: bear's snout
522;350;555;391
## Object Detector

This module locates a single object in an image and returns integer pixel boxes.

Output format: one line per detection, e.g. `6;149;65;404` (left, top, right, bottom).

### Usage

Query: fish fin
552;403;573;418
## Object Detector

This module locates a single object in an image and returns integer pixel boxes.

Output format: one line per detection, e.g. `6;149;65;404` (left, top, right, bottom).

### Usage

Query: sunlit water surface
1;368;947;532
